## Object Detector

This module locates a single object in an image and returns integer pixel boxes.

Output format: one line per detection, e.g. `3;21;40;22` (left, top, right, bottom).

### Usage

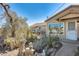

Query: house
31;22;46;34
45;5;79;40
31;22;46;38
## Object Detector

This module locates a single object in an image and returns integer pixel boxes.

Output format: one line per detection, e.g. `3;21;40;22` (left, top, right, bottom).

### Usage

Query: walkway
55;40;79;56
0;49;18;56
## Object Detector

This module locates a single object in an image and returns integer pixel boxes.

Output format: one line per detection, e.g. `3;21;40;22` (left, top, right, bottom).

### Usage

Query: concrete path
55;41;79;56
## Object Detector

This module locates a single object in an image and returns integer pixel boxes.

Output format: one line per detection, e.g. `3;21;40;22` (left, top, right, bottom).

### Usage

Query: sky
0;3;70;26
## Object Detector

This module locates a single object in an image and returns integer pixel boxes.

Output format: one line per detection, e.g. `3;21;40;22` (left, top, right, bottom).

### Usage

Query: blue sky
0;3;70;26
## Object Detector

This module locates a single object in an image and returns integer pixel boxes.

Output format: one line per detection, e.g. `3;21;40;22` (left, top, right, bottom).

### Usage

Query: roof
45;5;79;22
31;22;46;28
60;14;79;20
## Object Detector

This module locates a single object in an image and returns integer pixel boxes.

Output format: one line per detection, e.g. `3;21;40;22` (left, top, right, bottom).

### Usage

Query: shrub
27;32;37;43
33;36;61;55
45;36;62;56
14;39;20;48
4;37;21;50
47;36;59;48
33;37;46;53
4;37;15;50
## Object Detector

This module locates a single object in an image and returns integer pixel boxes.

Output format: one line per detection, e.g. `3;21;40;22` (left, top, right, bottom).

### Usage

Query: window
68;22;75;31
48;23;64;34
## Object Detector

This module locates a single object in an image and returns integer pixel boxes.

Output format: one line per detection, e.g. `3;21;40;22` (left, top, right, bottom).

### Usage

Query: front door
66;21;77;40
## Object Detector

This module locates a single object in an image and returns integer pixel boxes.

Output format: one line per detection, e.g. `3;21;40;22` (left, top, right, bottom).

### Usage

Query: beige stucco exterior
45;5;79;40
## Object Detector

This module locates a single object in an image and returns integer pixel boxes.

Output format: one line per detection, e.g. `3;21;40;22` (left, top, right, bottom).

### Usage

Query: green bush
47;36;59;48
33;37;48;52
4;37;15;50
33;36;61;54
4;37;21;50
27;33;37;43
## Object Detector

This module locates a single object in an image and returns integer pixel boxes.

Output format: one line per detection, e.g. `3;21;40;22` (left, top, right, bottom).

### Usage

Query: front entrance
66;21;77;40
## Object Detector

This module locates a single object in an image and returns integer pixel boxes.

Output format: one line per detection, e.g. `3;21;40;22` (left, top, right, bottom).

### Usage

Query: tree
0;4;28;53
14;17;30;55
0;3;17;37
0;4;35;55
